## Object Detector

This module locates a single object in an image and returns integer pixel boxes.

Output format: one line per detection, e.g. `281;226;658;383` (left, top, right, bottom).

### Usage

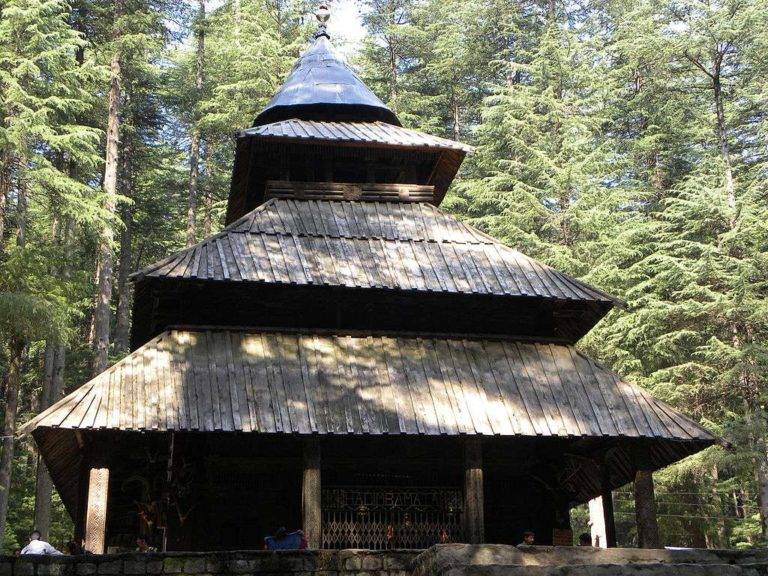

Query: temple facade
22;6;716;554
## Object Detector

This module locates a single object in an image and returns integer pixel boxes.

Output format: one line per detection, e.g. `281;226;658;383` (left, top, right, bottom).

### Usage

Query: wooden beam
84;467;109;554
302;439;322;549
634;469;660;548
463;438;484;544
265;180;435;202
600;466;617;548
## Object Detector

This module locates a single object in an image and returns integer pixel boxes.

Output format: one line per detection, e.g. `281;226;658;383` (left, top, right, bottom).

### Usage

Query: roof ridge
224;229;495;244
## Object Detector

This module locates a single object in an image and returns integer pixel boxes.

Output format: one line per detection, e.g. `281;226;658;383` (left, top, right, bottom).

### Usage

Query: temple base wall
414;544;768;576
0;550;417;576
3;546;768;576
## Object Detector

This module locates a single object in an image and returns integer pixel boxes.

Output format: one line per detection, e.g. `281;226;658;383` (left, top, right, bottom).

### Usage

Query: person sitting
578;533;593;547
521;530;535;545
136;536;157;553
66;540;85;555
20;531;63;555
264;527;307;550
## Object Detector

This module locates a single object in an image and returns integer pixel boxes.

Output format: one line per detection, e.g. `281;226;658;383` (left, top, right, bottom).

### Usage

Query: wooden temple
21;6;716;554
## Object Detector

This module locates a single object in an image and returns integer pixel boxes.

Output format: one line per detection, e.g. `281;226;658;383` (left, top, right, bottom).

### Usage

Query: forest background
0;0;767;553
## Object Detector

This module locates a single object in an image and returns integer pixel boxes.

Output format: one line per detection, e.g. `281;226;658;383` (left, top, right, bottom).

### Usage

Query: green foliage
357;0;768;547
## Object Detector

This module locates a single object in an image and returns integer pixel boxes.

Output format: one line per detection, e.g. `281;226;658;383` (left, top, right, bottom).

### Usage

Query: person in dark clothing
66;540;85;555
136;537;157;553
578;533;593;547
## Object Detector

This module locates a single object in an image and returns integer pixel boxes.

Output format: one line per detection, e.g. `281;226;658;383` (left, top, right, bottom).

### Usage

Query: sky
202;0;367;57
320;0;367;57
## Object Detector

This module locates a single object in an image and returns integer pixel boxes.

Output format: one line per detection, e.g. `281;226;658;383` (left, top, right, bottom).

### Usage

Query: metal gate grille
322;486;463;549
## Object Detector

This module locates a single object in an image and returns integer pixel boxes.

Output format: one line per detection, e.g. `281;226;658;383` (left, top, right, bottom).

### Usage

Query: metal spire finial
314;2;331;39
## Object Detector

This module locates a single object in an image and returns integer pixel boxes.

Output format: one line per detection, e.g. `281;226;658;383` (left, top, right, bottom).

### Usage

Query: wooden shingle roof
133;199;619;305
23;330;714;441
21;328;715;507
240;120;472;153
21;329;714;443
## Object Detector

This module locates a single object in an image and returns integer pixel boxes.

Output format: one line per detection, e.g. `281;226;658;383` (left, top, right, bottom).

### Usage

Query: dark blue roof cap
253;35;401;127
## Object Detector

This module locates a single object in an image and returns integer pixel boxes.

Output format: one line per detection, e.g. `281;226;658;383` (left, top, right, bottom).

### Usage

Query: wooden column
84;467;110;554
634;469;660;548
600;466;617;548
588;497;608;548
302;439;322;549
463;438;484;544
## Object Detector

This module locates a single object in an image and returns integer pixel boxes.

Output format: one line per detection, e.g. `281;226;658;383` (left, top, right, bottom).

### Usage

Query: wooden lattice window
322;486;463;549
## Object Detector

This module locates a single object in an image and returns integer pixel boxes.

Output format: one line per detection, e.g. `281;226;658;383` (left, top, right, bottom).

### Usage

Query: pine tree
0;0;101;550
455;1;619;278
169;0;304;234
186;0;205;247
583;0;768;546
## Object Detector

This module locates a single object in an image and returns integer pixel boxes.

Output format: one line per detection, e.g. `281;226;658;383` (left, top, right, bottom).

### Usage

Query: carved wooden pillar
635;469;660;548
84;467;110;554
463;438;484;544
588;496;608;548
302;439;322;549
600;463;617;548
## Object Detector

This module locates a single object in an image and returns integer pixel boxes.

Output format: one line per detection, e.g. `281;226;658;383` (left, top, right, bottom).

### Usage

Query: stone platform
414;544;768;575
3;545;768;576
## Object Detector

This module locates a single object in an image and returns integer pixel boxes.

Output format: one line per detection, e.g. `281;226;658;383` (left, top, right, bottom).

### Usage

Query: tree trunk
32;342;58;538
187;131;200;246
712;76;735;223
93;3;124;376
746;404;768;540
33;201;72;537
0;152;9;255
203;146;213;237
388;42;398;107
15;155;27;248
634;470;661;548
452;91;460;141
0;337;26;552
187;0;205;247
115;137;134;353
709;465;728;547
386;0;398;108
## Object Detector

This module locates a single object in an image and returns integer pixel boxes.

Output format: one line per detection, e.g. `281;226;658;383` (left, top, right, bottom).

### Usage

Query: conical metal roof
253;34;401;127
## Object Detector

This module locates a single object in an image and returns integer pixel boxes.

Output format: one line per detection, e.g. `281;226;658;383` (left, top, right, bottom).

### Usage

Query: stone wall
5;546;768;576
0;550;419;576
412;544;768;576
